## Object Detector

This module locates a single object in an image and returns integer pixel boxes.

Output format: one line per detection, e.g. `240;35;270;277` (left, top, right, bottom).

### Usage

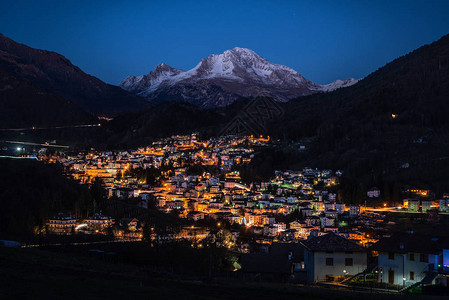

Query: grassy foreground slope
0;247;446;300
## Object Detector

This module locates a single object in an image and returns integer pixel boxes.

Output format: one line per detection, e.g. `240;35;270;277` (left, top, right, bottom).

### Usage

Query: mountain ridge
0;34;150;116
120;47;358;108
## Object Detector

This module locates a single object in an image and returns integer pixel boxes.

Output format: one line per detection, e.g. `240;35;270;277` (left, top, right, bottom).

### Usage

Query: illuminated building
46;213;77;235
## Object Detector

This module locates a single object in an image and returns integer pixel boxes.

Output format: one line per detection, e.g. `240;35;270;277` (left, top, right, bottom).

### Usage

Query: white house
408;199;420;212
84;213;114;231
367;187;381;198
334;203;345;214
440;198;449;212
320;216;335;228
301;232;367;283
349;205;361;217
301;208;313;217
324;203;335;212
274;222;286;232
421;200;433;212
289;220;302;232
372;232;449;288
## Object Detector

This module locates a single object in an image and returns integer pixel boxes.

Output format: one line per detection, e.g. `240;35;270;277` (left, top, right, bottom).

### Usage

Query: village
37;134;449;293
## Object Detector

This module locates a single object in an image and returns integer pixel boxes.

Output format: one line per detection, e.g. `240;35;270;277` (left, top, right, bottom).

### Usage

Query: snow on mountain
120;63;184;94
120;47;359;108
319;78;359;92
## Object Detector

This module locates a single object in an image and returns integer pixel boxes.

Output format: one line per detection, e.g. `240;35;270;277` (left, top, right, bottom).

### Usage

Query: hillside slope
0;69;96;129
0;34;149;116
265;33;449;188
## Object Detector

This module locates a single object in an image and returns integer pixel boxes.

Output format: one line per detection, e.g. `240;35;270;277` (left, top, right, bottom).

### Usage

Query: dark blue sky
1;0;449;85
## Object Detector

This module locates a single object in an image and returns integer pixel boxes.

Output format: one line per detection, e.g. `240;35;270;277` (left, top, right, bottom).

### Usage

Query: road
0;123;101;131
21;239;140;248
365;207;448;214
1;140;70;148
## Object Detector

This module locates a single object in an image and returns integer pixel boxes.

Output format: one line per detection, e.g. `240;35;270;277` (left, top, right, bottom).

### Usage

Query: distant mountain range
0;34;149;118
120;47;358;108
0;35;359;127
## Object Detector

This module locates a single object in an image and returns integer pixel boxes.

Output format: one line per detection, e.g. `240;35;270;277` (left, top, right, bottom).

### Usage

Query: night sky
1;0;449;85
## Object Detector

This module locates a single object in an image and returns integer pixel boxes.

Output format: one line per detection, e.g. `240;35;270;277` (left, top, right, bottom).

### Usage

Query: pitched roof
50;212;75;220
370;232;449;254
119;217;138;224
87;213;111;220
301;232;365;252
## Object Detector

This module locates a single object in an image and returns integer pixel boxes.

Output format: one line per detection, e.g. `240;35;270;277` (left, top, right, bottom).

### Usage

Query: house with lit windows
439;198;449;212
46;213;77;235
371;232;449;289
119;218;139;231
301;232;367;283
84;213;114;232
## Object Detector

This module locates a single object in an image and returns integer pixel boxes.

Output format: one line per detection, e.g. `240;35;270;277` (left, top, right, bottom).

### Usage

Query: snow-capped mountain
319;78;359;92
120;47;358;108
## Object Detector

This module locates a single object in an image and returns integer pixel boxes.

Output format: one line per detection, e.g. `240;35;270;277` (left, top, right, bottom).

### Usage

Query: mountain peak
155;62;168;68
152;63;181;74
225;47;257;55
154;63;172;71
120;48;359;108
221;47;265;63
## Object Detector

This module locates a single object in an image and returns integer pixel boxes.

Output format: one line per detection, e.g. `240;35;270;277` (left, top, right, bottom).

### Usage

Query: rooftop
370;232;449;254
301;232;365;252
